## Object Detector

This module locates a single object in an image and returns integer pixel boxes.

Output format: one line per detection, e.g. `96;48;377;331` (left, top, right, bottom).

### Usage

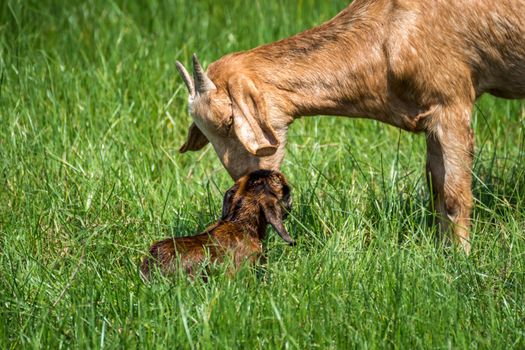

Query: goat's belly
468;3;525;99
476;58;525;99
485;87;525;100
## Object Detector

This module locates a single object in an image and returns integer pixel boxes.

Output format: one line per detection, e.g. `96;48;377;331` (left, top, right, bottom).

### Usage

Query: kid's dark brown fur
140;170;293;279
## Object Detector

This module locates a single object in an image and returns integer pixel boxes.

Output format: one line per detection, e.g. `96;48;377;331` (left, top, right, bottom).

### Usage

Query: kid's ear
261;199;295;245
221;186;237;220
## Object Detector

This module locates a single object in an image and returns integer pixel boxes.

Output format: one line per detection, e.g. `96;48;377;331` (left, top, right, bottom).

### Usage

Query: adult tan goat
175;0;525;254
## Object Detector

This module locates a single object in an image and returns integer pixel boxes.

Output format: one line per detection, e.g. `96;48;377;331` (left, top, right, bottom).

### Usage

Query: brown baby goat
140;170;293;279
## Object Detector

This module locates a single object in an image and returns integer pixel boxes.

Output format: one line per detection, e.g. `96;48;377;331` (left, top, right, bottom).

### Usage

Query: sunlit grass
1;0;524;348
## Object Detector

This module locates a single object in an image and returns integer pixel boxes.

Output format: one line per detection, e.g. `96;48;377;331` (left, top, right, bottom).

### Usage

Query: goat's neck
247;3;387;121
227;209;267;241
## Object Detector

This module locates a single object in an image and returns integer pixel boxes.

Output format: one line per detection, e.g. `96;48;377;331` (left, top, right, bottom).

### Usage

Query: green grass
1;0;524;348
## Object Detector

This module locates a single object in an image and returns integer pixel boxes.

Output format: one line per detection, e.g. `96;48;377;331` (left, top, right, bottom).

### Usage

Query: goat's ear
221;186;237;219
179;122;209;153
228;76;279;157
262;199;295;245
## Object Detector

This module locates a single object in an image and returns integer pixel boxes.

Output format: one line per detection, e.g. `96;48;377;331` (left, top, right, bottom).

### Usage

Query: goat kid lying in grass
141;170;294;280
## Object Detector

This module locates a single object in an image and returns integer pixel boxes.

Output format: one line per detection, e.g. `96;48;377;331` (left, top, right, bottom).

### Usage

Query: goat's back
141;223;263;279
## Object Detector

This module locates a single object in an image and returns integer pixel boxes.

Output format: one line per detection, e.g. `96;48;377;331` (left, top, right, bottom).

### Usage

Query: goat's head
221;170;294;245
176;54;288;180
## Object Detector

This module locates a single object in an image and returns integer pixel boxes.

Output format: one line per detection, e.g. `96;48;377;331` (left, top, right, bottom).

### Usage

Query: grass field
1;0;524;348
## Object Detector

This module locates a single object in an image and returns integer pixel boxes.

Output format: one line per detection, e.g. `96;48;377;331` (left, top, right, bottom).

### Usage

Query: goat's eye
222;115;234;135
217;115;234;136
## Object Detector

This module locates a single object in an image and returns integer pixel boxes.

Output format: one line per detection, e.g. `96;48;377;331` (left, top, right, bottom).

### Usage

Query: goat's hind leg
425;104;474;254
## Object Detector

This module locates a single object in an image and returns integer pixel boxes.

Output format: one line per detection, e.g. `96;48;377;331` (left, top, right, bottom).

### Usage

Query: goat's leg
425;105;474;254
